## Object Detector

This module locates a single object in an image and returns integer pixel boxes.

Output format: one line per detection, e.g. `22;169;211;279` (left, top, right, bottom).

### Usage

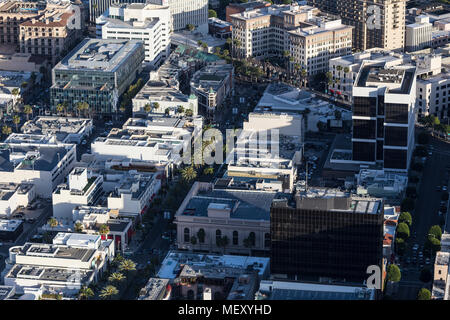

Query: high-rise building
96;3;171;67
307;0;406;51
230;4;353;76
270;188;384;282
352;61;417;171
148;0;208;33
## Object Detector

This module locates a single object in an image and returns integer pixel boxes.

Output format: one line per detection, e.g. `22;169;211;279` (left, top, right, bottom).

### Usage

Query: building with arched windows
174;179;277;256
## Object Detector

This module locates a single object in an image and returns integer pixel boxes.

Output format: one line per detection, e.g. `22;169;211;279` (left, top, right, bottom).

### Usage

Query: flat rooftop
356;62;416;94
54;38;142;73
21;117;92;142
6;264;93;283
0;219;22;232
157;251;269;280
0;144;71;172
180;188;276;221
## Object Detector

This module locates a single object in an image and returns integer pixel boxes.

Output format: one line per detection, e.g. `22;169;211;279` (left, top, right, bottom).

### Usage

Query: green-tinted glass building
50;38;144;117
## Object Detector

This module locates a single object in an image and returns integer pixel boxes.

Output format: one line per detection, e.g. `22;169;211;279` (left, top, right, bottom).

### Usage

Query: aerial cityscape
0;0;448;306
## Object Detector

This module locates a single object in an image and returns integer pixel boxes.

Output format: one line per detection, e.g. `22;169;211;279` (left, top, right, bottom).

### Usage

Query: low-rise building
0;70;36;113
91;115;203;165
72;206;133;252
132;78;198;117
0;135;77;198
21;116;93;144
157;250;269;300
255;83;351;132
255;280;376;300
432;234;450;299
52;167;104;223
383;206;400;260
356;169;408;199
208;17;232;39
0;219;23;242
4;232;114;297
138;278;171;300
190;64;233;119
0;183;35;219
175;180;276;256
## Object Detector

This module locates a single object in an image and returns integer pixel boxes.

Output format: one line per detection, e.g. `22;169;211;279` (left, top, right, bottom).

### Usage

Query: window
264;233;270;248
353;142;375;162
384;126;407;147
216;229;221;245
353;96;377;117
385;103;408;124
198;228;205;243
184;228;190;243
233;231;238;245
353;119;376;140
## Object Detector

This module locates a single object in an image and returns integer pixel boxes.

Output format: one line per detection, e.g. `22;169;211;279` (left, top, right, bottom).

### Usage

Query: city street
396;134;450;299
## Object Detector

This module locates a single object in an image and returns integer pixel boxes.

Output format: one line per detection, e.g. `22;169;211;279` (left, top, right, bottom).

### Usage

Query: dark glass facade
353;96;377;117
384;149;407;170
384;126;408;147
270;202;384;282
352;141;375;162
353;119;376;140
385;103;408;124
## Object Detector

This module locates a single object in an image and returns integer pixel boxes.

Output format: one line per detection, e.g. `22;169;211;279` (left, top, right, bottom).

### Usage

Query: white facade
96;3;171;67
105;172;161;216
0;183;35;219
4;233;114;296
148;0;208;33
91;116;203;165
0;136;77;198
52;167;104;223
406;15;432;52
416;72;450;120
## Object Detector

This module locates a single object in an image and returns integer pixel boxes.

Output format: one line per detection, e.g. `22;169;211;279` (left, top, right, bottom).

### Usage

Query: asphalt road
396;135;450;299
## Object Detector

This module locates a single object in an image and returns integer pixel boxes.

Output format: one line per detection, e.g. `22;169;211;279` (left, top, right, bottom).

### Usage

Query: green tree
119;259;136;275
74;222;83;233
185;109;193;117
144;103;151;113
386;264;401;282
99;224;109;236
23;105;32;120
395;237;406;255
203;166;214;175
153;102;160;110
190;236;197;245
186;24;195;31
417;288;431;300
2;125;11;137
208;9;217;18
78;286;94;300
108;272;126;284
181;166;197;182
216;235;229;253
399;212;412;227
48;217;58;228
12;114;20;131
429;225;442;240
177;106;185;114
100;285;118;300
396;222;410;239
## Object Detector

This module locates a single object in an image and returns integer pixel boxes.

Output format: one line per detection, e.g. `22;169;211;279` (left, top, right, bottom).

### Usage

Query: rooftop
0;219;22;232
157;251;269;280
21;117;92;143
54;38;143;73
138;278;170;300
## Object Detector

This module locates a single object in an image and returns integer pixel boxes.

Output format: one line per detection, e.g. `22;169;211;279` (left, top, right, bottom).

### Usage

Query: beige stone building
0;1;82;66
307;0;406;51
230;4;352;75
174;180;276;256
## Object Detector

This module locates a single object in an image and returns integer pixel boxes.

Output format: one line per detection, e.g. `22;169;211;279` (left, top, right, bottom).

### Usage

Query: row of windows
183;228;270;248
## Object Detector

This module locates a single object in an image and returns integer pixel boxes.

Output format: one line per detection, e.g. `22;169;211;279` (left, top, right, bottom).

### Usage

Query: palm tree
144;103;151;113
177;106;184;114
56;103;64;115
108;272;126;284
153;102;160;110
203;166;214;175
12;114;20;132
78;286;94;300
74;222;83;233
99;285;118;300
181;166;197;182
11;88;20;108
2;125;11;137
119;259;136;278
300;69;308;88
98;224;109;237
23;105;32;120
48;217;58;229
